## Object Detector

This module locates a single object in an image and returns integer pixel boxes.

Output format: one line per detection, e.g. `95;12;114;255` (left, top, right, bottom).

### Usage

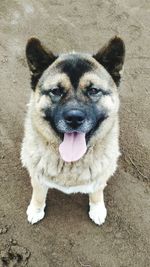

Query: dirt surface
0;0;150;266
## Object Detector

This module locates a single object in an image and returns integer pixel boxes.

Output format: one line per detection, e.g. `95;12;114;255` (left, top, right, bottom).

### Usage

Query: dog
21;36;125;225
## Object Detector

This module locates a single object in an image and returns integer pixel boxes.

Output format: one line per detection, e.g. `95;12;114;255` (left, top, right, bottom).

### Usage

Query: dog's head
26;37;125;162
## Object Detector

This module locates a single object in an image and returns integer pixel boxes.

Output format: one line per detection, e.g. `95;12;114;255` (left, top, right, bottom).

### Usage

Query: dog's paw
26;204;45;224
89;201;107;226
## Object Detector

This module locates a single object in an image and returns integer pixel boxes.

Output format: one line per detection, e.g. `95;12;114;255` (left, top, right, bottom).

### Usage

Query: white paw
89;201;107;226
26;203;45;224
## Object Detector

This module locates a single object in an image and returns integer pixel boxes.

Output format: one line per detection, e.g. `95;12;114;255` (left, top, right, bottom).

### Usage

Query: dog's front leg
27;177;48;224
89;185;107;226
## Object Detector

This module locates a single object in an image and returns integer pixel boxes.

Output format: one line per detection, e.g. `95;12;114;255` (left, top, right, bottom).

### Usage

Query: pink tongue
59;133;87;162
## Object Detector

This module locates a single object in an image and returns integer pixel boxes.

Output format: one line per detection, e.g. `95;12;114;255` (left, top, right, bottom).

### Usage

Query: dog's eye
87;87;102;97
51;87;63;96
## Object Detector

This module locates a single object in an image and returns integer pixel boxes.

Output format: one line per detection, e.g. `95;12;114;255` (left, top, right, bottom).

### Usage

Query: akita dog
21;36;125;225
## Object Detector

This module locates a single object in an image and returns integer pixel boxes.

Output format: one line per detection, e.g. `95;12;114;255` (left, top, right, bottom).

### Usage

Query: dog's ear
93;37;125;86
26;37;57;90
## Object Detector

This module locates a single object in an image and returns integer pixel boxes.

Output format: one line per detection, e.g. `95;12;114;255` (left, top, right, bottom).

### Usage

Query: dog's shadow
46;189;89;224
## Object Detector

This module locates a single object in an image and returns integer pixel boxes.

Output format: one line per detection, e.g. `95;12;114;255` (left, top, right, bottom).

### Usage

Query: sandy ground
0;0;150;266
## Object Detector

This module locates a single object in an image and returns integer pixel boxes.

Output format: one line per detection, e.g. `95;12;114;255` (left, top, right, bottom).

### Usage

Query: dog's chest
32;142;113;188
22;117;119;190
35;148;90;184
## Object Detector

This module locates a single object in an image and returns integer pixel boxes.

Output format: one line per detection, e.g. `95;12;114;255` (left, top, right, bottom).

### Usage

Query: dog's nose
64;110;85;128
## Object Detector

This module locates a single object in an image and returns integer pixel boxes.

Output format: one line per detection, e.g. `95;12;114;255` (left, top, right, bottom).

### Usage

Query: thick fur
21;37;125;225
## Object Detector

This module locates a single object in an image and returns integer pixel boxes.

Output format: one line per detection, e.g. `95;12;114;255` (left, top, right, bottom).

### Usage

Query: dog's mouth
49;117;107;163
59;132;87;162
58;114;108;163
43;109;107;162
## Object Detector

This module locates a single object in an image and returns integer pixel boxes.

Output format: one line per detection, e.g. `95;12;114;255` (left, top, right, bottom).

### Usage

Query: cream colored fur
21;81;120;225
